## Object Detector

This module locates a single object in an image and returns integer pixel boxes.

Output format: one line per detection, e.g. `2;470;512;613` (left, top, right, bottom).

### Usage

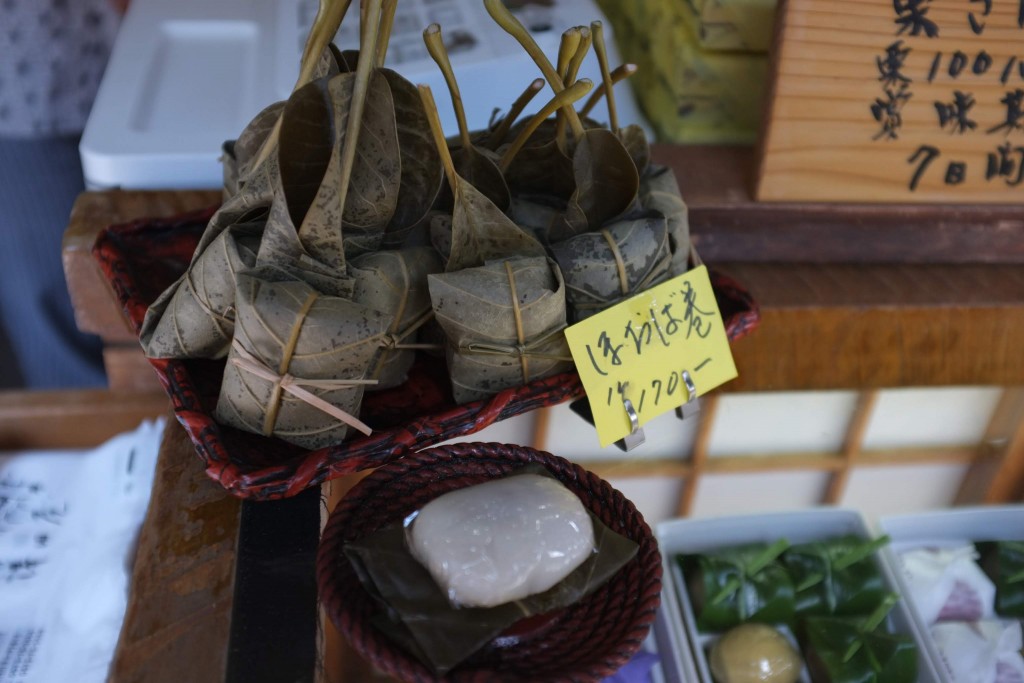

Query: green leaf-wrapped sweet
783;535;891;618
801;596;917;683
978;540;1024;618
680;539;795;632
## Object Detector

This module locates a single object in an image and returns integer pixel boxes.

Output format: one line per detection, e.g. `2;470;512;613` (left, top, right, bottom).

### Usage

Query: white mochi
408;474;596;608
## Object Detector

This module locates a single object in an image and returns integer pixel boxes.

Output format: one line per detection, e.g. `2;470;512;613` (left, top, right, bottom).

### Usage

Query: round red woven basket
317;442;662;683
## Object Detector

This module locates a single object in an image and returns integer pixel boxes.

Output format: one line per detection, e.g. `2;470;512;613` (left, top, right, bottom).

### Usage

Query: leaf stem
376;0;398;67
581;64;637;116
327;0;382;240
484;0;586;139
418;85;460;195
564;27;592;86
557;27;582;80
487;78;545;149
833;535;890;572
249;0;353;177
591;21;618;133
298;0;354;92
500;79;593;172
558;27;590;150
423;23;472;150
748;538;791;575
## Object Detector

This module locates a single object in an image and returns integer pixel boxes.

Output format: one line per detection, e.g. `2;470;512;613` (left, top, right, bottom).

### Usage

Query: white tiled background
444;386;1011;527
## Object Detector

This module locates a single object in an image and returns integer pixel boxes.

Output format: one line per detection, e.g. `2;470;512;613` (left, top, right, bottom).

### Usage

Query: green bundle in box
679;0;777;52
596;0;768;144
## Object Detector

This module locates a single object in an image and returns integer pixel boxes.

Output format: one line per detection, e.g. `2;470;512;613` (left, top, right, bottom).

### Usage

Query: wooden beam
676;394;719;516
955;388;1024;505
109;417;241;683
0;389;168;450
651;144;1024;264
721;263;1024;392
824;390;879;504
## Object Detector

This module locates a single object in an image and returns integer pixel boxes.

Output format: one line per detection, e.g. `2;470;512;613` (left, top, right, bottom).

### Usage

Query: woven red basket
93;208;760;500
317;441;662;683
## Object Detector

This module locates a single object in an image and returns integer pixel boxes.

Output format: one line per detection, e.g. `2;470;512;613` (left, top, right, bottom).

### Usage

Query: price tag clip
569;392;647;452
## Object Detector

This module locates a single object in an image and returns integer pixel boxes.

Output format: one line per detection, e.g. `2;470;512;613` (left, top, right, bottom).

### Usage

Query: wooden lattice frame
533;387;1024;515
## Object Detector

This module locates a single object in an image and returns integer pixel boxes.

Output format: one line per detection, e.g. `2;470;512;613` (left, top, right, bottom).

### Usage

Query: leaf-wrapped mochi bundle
801;606;918;683
377;69;443;249
349;246;443;389
680;540;796;632
140;208;265;359
215;270;391;449
550;210;672;322
639;164;691;277
222;101;284;200
783;535;891;618
428;257;572;405
222;44;340;200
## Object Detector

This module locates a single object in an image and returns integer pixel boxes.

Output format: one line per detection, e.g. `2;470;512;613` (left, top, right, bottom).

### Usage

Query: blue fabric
601;650;660;683
0;135;106;389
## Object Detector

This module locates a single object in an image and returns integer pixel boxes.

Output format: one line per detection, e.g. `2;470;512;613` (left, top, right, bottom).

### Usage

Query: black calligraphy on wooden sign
758;0;1024;202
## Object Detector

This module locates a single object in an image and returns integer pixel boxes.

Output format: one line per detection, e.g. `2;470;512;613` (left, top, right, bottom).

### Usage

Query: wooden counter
61;156;1024;682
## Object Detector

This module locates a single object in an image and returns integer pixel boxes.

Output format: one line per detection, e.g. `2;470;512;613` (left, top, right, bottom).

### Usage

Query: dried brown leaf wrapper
350;247;444;389
508;195;565;245
439;180;546;273
380;69;444;249
428;257;572;404
502;139;575;201
223;101;286;199
222;42;339;199
640;164;691;277
550;210;672;321
428;212;453;260
259;173;355;299
618;124;650;176
336;70;401;256
451;143;510;212
549;128;639;243
215;271;391;449
140;217;263;359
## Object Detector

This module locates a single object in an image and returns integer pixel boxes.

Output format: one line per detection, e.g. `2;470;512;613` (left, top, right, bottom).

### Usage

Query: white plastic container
656;508;941;683
653;574;700;683
879;505;1024;683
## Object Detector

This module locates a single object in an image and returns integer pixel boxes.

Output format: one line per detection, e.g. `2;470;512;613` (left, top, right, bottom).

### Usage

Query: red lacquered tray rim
93;206;760;500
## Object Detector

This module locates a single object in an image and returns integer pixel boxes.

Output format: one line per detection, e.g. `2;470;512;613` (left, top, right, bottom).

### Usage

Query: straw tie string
600;228;630;297
230;341;377;437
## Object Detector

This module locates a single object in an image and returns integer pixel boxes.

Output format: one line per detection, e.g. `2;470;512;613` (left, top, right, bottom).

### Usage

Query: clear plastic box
656;508;941;683
879;505;1024;683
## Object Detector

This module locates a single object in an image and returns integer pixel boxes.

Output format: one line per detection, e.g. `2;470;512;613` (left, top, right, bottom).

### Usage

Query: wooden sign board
758;0;1024;202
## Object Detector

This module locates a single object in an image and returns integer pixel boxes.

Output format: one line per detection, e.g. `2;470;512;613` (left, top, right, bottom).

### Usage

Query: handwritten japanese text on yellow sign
564;266;737;447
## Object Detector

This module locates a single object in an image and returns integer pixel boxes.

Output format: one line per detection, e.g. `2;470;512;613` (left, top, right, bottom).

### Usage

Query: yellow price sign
564;266;737;447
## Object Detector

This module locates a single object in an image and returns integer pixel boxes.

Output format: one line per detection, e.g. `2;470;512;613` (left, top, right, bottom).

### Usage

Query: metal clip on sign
618;384;646;451
675;370;700;421
570;382;647;452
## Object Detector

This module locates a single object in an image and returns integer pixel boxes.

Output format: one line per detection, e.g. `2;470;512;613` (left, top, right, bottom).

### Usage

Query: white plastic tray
656;508;941;683
879;505;1024;683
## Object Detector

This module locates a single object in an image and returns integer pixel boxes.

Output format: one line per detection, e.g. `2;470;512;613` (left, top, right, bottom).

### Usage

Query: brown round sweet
708;623;801;683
